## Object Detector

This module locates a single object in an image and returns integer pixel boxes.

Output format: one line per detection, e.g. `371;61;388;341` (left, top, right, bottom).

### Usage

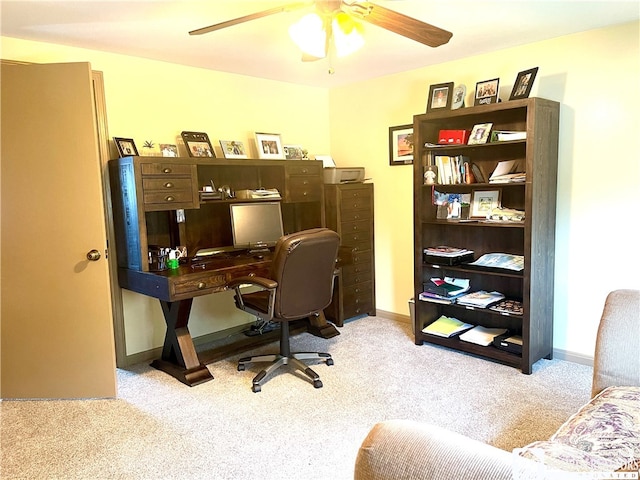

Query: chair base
238;352;333;393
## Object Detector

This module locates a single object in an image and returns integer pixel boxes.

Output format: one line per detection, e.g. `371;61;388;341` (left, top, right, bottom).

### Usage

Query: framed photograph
509;67;539;100
159;144;178;157
388;124;413;165
113;137;138;157
471;189;501;218
283;144;304;160
255;132;285;160
474;78;500;106
181;131;215;158
426;82;454;112
219;140;248;159
468;122;493;145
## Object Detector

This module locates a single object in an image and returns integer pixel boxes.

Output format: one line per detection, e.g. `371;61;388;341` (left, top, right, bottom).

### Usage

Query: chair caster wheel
313;379;323;389
252;384;261;393
326;358;334;366
238;364;245;371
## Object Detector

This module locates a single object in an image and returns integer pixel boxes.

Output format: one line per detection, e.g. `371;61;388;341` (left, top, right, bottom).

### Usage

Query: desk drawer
341;219;370;237
171;274;227;296
143;189;195;206
286;164;321;176
287;177;322;202
143;178;194;191
141;163;193;176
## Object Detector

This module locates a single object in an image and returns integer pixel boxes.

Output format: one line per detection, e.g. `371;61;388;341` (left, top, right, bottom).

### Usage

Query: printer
323;167;366;184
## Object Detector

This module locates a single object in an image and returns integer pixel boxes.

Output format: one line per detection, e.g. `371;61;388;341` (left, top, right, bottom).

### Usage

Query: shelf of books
413;98;559;374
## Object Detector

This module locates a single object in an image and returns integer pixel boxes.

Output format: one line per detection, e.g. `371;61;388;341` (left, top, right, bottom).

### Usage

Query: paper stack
460;326;508;346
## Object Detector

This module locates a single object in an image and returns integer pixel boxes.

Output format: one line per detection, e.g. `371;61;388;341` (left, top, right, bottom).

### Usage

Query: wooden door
1;62;117;398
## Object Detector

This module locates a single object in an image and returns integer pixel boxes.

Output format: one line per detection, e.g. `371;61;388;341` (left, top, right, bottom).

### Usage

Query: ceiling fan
189;1;452;60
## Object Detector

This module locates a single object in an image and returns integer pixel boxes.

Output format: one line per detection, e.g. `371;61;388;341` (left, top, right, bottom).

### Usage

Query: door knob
86;249;101;261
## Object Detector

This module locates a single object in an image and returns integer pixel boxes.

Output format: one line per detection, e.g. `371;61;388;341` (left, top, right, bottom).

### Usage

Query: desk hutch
109;156;339;385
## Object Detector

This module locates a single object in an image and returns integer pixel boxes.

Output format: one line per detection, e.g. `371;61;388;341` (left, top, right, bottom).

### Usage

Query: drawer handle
303;191;308;196
354;213;360;219
197;282;206;289
165;196;175;202
303;180;309;185
164;182;174;188
302;168;308;174
162;168;172;174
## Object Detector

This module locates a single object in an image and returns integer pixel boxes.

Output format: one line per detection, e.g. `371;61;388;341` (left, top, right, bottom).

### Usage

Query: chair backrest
592;289;640;397
269;228;340;321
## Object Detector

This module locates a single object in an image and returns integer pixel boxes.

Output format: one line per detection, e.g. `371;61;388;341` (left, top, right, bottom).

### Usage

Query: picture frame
451;84;466;110
468;122;493;145
474;78;500;106
181;131;215;158
426;82;454;112
509;67;539;100
159;144;178;157
255;132;285;160
388;124;413;165
219;140;248;159
283;144;304;160
471;189;501;218
113;137;138;157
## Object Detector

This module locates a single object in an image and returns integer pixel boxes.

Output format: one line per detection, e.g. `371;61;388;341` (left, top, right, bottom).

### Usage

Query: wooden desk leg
307;311;340;339
150;299;214;386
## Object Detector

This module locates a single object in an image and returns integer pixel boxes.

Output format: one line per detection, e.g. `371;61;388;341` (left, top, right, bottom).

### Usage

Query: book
489;160;525;183
459;325;508;346
491;130;527;142
456;290;505;308
424;246;473;257
468;253;524;271
470;163;487;183
423;277;470;297
422;315;474;337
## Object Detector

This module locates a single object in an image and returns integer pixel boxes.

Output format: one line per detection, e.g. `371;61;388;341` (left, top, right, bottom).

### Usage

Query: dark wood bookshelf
413;97;560;374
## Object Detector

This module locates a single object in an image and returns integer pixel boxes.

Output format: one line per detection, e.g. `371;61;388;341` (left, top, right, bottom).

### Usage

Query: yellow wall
3;20;639;360
330;21;640;359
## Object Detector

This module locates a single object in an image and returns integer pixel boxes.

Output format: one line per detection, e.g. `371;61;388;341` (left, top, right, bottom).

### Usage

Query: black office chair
226;228;340;392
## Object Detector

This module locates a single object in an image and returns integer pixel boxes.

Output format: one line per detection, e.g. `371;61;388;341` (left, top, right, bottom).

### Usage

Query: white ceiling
1;0;639;88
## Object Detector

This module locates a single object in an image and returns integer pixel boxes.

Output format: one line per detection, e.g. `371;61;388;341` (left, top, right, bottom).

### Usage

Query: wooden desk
118;252;340;386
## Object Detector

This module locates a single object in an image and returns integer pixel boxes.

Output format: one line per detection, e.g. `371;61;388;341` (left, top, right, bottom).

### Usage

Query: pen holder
148;248;168;271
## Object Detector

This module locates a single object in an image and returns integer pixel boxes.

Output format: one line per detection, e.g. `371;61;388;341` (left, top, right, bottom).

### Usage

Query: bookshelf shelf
413;97;560;374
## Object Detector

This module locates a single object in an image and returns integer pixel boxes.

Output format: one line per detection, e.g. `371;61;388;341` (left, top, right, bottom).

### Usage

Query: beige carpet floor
1;316;593;480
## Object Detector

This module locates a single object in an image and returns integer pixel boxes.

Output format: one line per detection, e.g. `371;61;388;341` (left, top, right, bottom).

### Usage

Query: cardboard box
438;129;470;145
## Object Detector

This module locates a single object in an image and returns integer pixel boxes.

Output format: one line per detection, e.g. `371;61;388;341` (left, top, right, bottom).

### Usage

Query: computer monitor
229;201;284;251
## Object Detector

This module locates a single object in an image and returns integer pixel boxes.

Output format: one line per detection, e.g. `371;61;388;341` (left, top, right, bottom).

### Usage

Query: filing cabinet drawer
341;219;370;235
342;262;372;286
341;230;370;246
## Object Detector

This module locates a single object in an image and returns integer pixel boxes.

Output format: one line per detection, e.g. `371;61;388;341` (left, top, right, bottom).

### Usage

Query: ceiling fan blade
189;2;310;36
301;53;324;62
347;1;452;48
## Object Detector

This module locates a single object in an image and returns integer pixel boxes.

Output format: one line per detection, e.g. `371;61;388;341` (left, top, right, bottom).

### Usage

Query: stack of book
489;160;526;184
423;246;474;265
422;315;474;338
420;277;470;304
456;290;505;308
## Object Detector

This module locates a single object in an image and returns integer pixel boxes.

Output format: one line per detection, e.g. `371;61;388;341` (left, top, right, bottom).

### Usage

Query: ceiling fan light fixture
332;12;364;57
288;13;327;58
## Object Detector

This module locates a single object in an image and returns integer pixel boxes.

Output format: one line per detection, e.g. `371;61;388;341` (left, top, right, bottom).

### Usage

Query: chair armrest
355;420;526;480
226;276;278;291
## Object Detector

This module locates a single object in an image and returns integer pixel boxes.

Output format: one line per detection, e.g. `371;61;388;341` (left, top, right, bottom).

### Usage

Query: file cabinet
324;183;376;326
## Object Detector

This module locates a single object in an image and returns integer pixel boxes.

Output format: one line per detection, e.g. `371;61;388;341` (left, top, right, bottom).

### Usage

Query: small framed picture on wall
389;124;413;165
